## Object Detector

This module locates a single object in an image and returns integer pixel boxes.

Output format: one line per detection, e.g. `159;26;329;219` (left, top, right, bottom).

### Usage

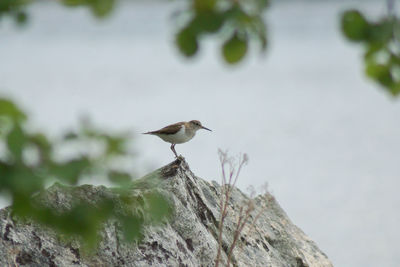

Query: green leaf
50;157;91;184
364;42;385;60
29;133;52;162
10;168;44;196
146;193;172;222
176;27;199;57
367;21;394;45
105;135;127;155
62;0;115;18
193;0;216;11
248;16;268;51
0;98;26;123
0;162;11;190
366;62;392;87
7;124;26;160
15;11;28;25
256;0;270;9
223;4;243;20
90;0;115;18
341;10;369;42
390;54;400;65
62;0;87;7
12;193;34;217
193;11;223;33
108;171;132;185
389;82;400;96
29;133;51;150
222;33;248;64
121;215;144;242
0;0;31;10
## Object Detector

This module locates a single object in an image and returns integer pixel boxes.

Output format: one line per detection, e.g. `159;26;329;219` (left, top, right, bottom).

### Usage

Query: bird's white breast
158;125;195;144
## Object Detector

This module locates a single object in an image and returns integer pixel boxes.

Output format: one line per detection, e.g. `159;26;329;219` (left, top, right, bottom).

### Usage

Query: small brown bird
143;120;212;157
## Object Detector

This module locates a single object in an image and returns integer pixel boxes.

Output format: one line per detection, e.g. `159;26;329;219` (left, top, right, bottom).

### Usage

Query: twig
227;204;253;266
215;150;248;267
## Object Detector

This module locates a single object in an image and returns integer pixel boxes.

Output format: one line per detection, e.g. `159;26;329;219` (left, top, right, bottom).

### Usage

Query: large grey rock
0;158;333;267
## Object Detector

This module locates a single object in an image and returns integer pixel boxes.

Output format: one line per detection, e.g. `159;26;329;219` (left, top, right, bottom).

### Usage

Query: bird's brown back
144;122;184;135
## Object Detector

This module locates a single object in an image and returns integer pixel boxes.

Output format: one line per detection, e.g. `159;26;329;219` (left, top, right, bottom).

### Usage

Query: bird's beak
202;126;212;131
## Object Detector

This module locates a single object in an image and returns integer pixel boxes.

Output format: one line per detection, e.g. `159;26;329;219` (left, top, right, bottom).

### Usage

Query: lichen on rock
0;158;333;266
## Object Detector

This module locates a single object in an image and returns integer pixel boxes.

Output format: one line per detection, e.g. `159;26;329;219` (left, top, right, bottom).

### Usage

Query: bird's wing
145;122;184;135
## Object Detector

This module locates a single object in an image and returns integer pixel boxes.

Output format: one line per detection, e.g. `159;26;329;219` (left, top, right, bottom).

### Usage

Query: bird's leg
170;144;178;158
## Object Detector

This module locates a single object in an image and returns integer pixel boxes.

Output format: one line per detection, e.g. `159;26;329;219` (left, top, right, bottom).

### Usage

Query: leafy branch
1;0;270;65
0;97;171;249
175;0;269;64
341;1;400;96
3;1;400;94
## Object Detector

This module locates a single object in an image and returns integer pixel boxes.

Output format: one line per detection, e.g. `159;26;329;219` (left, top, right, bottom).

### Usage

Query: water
1;1;400;266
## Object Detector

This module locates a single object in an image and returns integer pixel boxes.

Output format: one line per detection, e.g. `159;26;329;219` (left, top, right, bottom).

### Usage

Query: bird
143;120;212;157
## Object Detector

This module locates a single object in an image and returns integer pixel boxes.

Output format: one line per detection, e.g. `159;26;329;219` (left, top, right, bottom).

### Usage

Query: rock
0;158;333;267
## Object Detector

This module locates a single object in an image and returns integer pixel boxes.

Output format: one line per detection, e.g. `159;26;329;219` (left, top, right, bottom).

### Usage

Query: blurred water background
1;0;400;266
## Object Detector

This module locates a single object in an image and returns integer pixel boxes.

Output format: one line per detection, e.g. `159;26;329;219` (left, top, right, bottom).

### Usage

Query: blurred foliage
2;0;400;94
341;8;400;96
175;0;269;64
0;97;172;249
62;0;116;18
0;0;30;25
1;0;269;64
0;0;116;26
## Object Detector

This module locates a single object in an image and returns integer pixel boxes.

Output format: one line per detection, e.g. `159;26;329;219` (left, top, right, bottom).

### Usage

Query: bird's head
189;120;212;132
